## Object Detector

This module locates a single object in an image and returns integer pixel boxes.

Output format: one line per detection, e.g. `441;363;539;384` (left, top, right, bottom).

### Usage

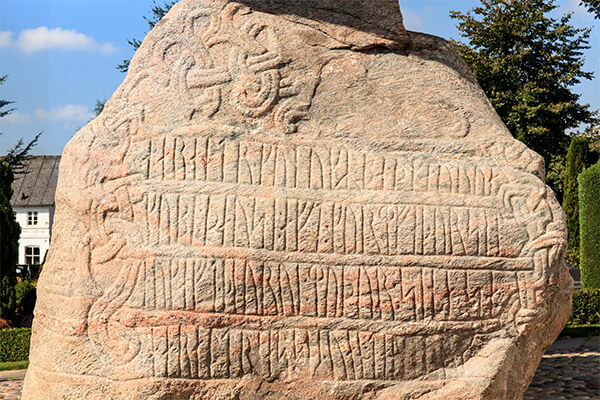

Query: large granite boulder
22;1;572;399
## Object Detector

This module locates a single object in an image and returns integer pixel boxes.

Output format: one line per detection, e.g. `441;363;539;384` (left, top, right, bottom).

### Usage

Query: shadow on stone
234;0;408;44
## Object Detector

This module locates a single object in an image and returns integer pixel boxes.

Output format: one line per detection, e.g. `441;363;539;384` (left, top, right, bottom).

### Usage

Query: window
25;246;40;266
27;211;38;225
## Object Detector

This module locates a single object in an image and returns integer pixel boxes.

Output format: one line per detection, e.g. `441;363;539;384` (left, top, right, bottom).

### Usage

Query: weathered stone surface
22;1;572;399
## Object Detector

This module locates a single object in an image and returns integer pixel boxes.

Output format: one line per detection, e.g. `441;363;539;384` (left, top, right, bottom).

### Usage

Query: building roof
10;156;61;207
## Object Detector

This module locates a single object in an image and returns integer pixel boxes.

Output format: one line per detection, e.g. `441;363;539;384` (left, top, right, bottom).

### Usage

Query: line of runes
115;132;532;335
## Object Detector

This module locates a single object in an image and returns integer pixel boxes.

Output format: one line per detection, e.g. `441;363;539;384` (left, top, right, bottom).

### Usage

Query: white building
10;156;60;269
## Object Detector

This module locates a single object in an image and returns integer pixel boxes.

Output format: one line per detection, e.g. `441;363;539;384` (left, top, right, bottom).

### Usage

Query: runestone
23;1;572;399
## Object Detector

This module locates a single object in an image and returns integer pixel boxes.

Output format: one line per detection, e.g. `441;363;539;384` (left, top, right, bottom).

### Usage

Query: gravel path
0;336;597;399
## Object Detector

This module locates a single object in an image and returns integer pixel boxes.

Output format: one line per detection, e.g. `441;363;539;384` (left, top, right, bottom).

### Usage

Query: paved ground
0;336;597;399
524;335;599;399
0;382;20;400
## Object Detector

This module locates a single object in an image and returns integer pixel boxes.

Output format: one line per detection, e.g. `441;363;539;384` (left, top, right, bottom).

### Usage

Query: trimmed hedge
579;162;600;288
563;136;591;253
568;289;600;326
0;328;31;362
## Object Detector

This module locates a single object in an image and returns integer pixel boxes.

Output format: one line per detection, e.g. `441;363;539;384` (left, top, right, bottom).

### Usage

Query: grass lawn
0;360;28;371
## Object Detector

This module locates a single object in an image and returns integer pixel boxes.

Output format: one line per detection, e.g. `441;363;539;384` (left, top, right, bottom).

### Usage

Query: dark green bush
563;136;592;253
579;162;600;288
15;281;36;318
567;249;579;269
568;289;600;325
0;328;31;362
0;162;19;320
567;248;580;269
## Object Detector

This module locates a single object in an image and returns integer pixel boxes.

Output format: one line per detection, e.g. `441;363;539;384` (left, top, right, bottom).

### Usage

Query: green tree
451;0;597;198
117;0;176;73
0;74;39;322
582;124;600;152
2;134;41;175
0;162;18;321
581;0;600;19
0;76;15;118
563;136;593;262
0;75;41;174
93;98;106;117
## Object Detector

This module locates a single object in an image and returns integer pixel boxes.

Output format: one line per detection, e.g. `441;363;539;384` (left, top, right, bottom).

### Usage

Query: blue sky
0;0;598;155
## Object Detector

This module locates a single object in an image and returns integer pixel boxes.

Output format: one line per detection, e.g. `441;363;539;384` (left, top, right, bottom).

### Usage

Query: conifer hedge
563;137;591;255
579;162;600;288
568;289;600;325
0;328;30;362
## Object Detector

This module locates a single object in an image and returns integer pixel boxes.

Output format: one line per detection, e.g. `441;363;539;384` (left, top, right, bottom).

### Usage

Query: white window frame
27;211;38;225
25;246;41;266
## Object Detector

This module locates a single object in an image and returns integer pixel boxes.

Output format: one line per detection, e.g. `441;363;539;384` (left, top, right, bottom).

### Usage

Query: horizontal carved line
112;310;503;336
133;181;502;208
27;366;434;384
149;246;534;271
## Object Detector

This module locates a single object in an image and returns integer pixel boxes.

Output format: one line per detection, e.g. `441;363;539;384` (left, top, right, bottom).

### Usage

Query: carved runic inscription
74;128;553;384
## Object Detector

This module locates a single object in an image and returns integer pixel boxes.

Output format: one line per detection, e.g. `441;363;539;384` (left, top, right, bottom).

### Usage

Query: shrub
15;280;36;318
567;248;580;269
0;328;31;362
579;162;600;288
0;278;15;322
568;289;600;326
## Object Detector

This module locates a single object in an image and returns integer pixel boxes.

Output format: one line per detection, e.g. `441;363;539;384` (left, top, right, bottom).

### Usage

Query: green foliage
2;133;41;174
582;124;600;153
0;74;40;322
1;74;41;173
117;1;177;72
579;162;600;288
568;289;600;325
450;0;597;198
0;75;15;118
0;162;18;321
563;136;592;253
546;153;566;203
94;98;106;117
0;328;30;362
0;278;16;323
567;247;581;269
14;281;36;318
580;0;600;19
